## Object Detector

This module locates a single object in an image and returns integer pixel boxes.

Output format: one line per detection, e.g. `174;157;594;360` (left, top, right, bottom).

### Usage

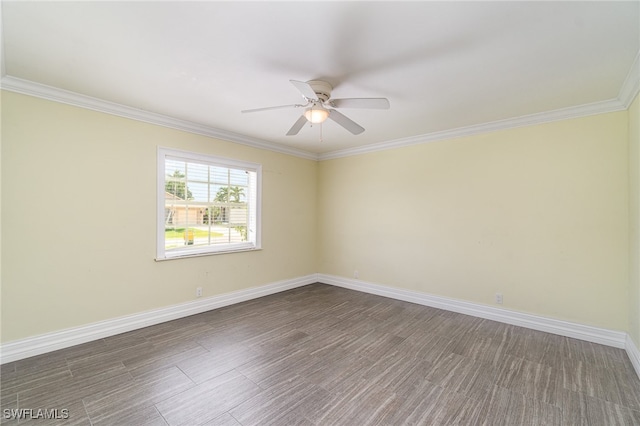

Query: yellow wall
318;112;630;330
1;88;635;344
0;91;318;343
630;93;640;346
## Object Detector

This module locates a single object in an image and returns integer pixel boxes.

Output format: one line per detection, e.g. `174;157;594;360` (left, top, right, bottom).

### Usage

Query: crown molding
318;97;627;161
619;50;640;108
0;76;319;161
3;57;637;163
320;49;640;161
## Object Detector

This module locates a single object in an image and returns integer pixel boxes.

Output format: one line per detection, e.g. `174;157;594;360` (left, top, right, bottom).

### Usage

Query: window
157;147;261;260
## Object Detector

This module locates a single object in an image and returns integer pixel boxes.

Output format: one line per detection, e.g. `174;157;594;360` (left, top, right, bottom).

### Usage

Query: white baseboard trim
318;274;628;349
627;335;640;378
2;272;635;378
0;274;317;364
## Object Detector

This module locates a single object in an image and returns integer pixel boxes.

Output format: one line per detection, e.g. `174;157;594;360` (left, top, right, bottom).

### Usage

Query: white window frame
156;147;262;261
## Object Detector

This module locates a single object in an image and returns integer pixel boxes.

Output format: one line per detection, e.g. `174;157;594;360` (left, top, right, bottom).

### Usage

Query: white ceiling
2;1;639;157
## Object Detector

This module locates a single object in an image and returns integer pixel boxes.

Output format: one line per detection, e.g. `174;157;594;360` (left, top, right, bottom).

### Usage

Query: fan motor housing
307;80;333;102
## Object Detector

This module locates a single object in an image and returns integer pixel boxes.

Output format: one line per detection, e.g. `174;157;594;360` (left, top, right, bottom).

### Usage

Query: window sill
155;247;262;261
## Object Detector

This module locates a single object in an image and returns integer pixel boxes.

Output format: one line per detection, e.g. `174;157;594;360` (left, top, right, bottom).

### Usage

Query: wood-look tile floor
2;283;639;425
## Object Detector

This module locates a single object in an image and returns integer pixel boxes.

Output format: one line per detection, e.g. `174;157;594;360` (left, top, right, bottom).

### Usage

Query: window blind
157;148;261;260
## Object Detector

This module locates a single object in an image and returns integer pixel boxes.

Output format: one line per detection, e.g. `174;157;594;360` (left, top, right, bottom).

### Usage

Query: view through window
157;148;261;260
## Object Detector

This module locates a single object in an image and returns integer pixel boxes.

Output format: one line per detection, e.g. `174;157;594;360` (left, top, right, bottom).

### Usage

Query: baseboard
2;273;634;373
627;335;640;378
0;274;317;364
317;274;628;349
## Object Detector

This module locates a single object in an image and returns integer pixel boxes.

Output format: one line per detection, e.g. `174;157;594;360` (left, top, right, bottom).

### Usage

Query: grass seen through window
164;228;223;239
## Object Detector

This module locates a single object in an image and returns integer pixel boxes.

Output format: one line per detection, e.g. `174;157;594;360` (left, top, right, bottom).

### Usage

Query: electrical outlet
495;292;503;304
196;287;203;298
354;270;359;279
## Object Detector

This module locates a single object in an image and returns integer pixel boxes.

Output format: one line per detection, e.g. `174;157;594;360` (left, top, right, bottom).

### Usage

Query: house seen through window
157;148;261;260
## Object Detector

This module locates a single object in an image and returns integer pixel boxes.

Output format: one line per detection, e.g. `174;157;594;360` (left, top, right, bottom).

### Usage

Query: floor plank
155;370;262;426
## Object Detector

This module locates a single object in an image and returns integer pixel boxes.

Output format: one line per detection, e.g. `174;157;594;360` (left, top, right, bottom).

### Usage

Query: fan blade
329;98;390;109
328;110;365;135
241;104;305;113
286;115;309;136
290;80;319;101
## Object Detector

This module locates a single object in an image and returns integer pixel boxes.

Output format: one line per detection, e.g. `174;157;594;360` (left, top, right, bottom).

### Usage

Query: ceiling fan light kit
242;79;390;137
304;106;329;124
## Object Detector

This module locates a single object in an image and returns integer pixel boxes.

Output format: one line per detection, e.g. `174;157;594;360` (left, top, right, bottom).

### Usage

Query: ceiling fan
241;80;390;136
